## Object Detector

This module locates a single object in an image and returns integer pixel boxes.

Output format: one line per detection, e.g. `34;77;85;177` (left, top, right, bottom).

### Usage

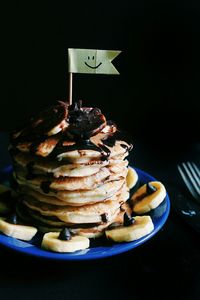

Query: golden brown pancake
10;101;133;238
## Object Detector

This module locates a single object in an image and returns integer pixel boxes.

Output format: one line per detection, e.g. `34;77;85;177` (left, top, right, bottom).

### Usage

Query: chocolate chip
123;212;135;226
146;182;157;195
58;228;71;241
101;213;109;223
7;213;18;225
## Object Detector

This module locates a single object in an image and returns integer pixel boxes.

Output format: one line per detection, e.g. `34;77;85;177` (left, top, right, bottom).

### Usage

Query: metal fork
177;162;200;204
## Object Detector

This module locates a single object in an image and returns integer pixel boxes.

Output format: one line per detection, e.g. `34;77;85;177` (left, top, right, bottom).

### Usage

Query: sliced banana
131;181;166;214
41;232;90;253
126;167;138;189
105;215;154;242
0;217;37;241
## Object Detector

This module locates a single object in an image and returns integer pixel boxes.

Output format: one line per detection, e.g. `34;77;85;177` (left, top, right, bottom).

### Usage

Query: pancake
17;201;132;238
23;198;120;224
14;152;109;177
55;141;129;163
10;101;133;239
15;135;60;157
16;166;127;193
22;185;129;223
19;178;125;205
40;206;132;238
19;182;129;206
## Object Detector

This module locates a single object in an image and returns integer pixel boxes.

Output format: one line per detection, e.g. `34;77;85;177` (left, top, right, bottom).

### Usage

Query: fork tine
177;164;199;201
186;162;200;193
192;162;200;178
183;162;200;195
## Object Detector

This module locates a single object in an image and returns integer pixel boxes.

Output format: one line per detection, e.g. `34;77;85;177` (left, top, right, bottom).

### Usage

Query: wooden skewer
68;72;73;106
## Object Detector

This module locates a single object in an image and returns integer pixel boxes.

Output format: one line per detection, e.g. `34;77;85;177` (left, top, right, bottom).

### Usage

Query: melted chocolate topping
101;213;109;223
146;182;157;195
58;228;71;241
52;138;111;161
68;101;106;139
123;212;135;226
11;101;133;161
103;130;133;150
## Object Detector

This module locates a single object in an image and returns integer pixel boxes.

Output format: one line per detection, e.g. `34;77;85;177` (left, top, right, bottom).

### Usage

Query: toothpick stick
69;72;73;105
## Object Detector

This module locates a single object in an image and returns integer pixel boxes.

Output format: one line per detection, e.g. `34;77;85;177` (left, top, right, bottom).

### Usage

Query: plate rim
0;166;170;260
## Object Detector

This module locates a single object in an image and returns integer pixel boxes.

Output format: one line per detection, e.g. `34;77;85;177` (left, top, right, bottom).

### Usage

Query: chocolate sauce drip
101;213;109;223
40;181;51;194
59;228;71;241
120;144;129;150
123;212;135;226
120;205;126;212
102;130;133;150
52;138;111;161
69;100;82;111
146;182;157;195
98;144;111;160
67;102;106;139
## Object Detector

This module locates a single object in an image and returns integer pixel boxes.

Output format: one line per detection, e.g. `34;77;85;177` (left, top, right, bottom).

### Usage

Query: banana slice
41;232;90;253
131;181;166;214
126;167;138;189
105;215;154;242
0;217;37;241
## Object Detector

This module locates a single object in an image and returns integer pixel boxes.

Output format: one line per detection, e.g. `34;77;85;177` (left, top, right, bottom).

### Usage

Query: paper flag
68;48;121;75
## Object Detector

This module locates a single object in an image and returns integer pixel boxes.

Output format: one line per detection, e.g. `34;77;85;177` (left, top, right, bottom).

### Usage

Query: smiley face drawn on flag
84;55;102;69
68;48;121;74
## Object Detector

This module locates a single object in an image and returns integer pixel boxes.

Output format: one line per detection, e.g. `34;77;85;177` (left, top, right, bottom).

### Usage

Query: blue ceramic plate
0;167;170;260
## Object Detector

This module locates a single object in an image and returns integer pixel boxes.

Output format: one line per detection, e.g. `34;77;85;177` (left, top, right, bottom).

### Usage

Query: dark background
2;1;200;150
1;2;200;299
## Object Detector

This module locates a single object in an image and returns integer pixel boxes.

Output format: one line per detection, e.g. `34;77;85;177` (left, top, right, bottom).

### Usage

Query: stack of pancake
9;101;133;237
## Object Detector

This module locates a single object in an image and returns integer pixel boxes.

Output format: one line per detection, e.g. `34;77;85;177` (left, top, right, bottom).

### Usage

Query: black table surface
0;132;200;300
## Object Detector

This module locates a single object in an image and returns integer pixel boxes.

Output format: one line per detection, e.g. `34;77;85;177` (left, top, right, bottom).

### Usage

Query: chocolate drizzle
123;212;135;226
103;130;133;150
67;101;106;139
58;228;71;241
52;137;111;161
101;213;109;223
146;182;157;195
11;101;133;161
